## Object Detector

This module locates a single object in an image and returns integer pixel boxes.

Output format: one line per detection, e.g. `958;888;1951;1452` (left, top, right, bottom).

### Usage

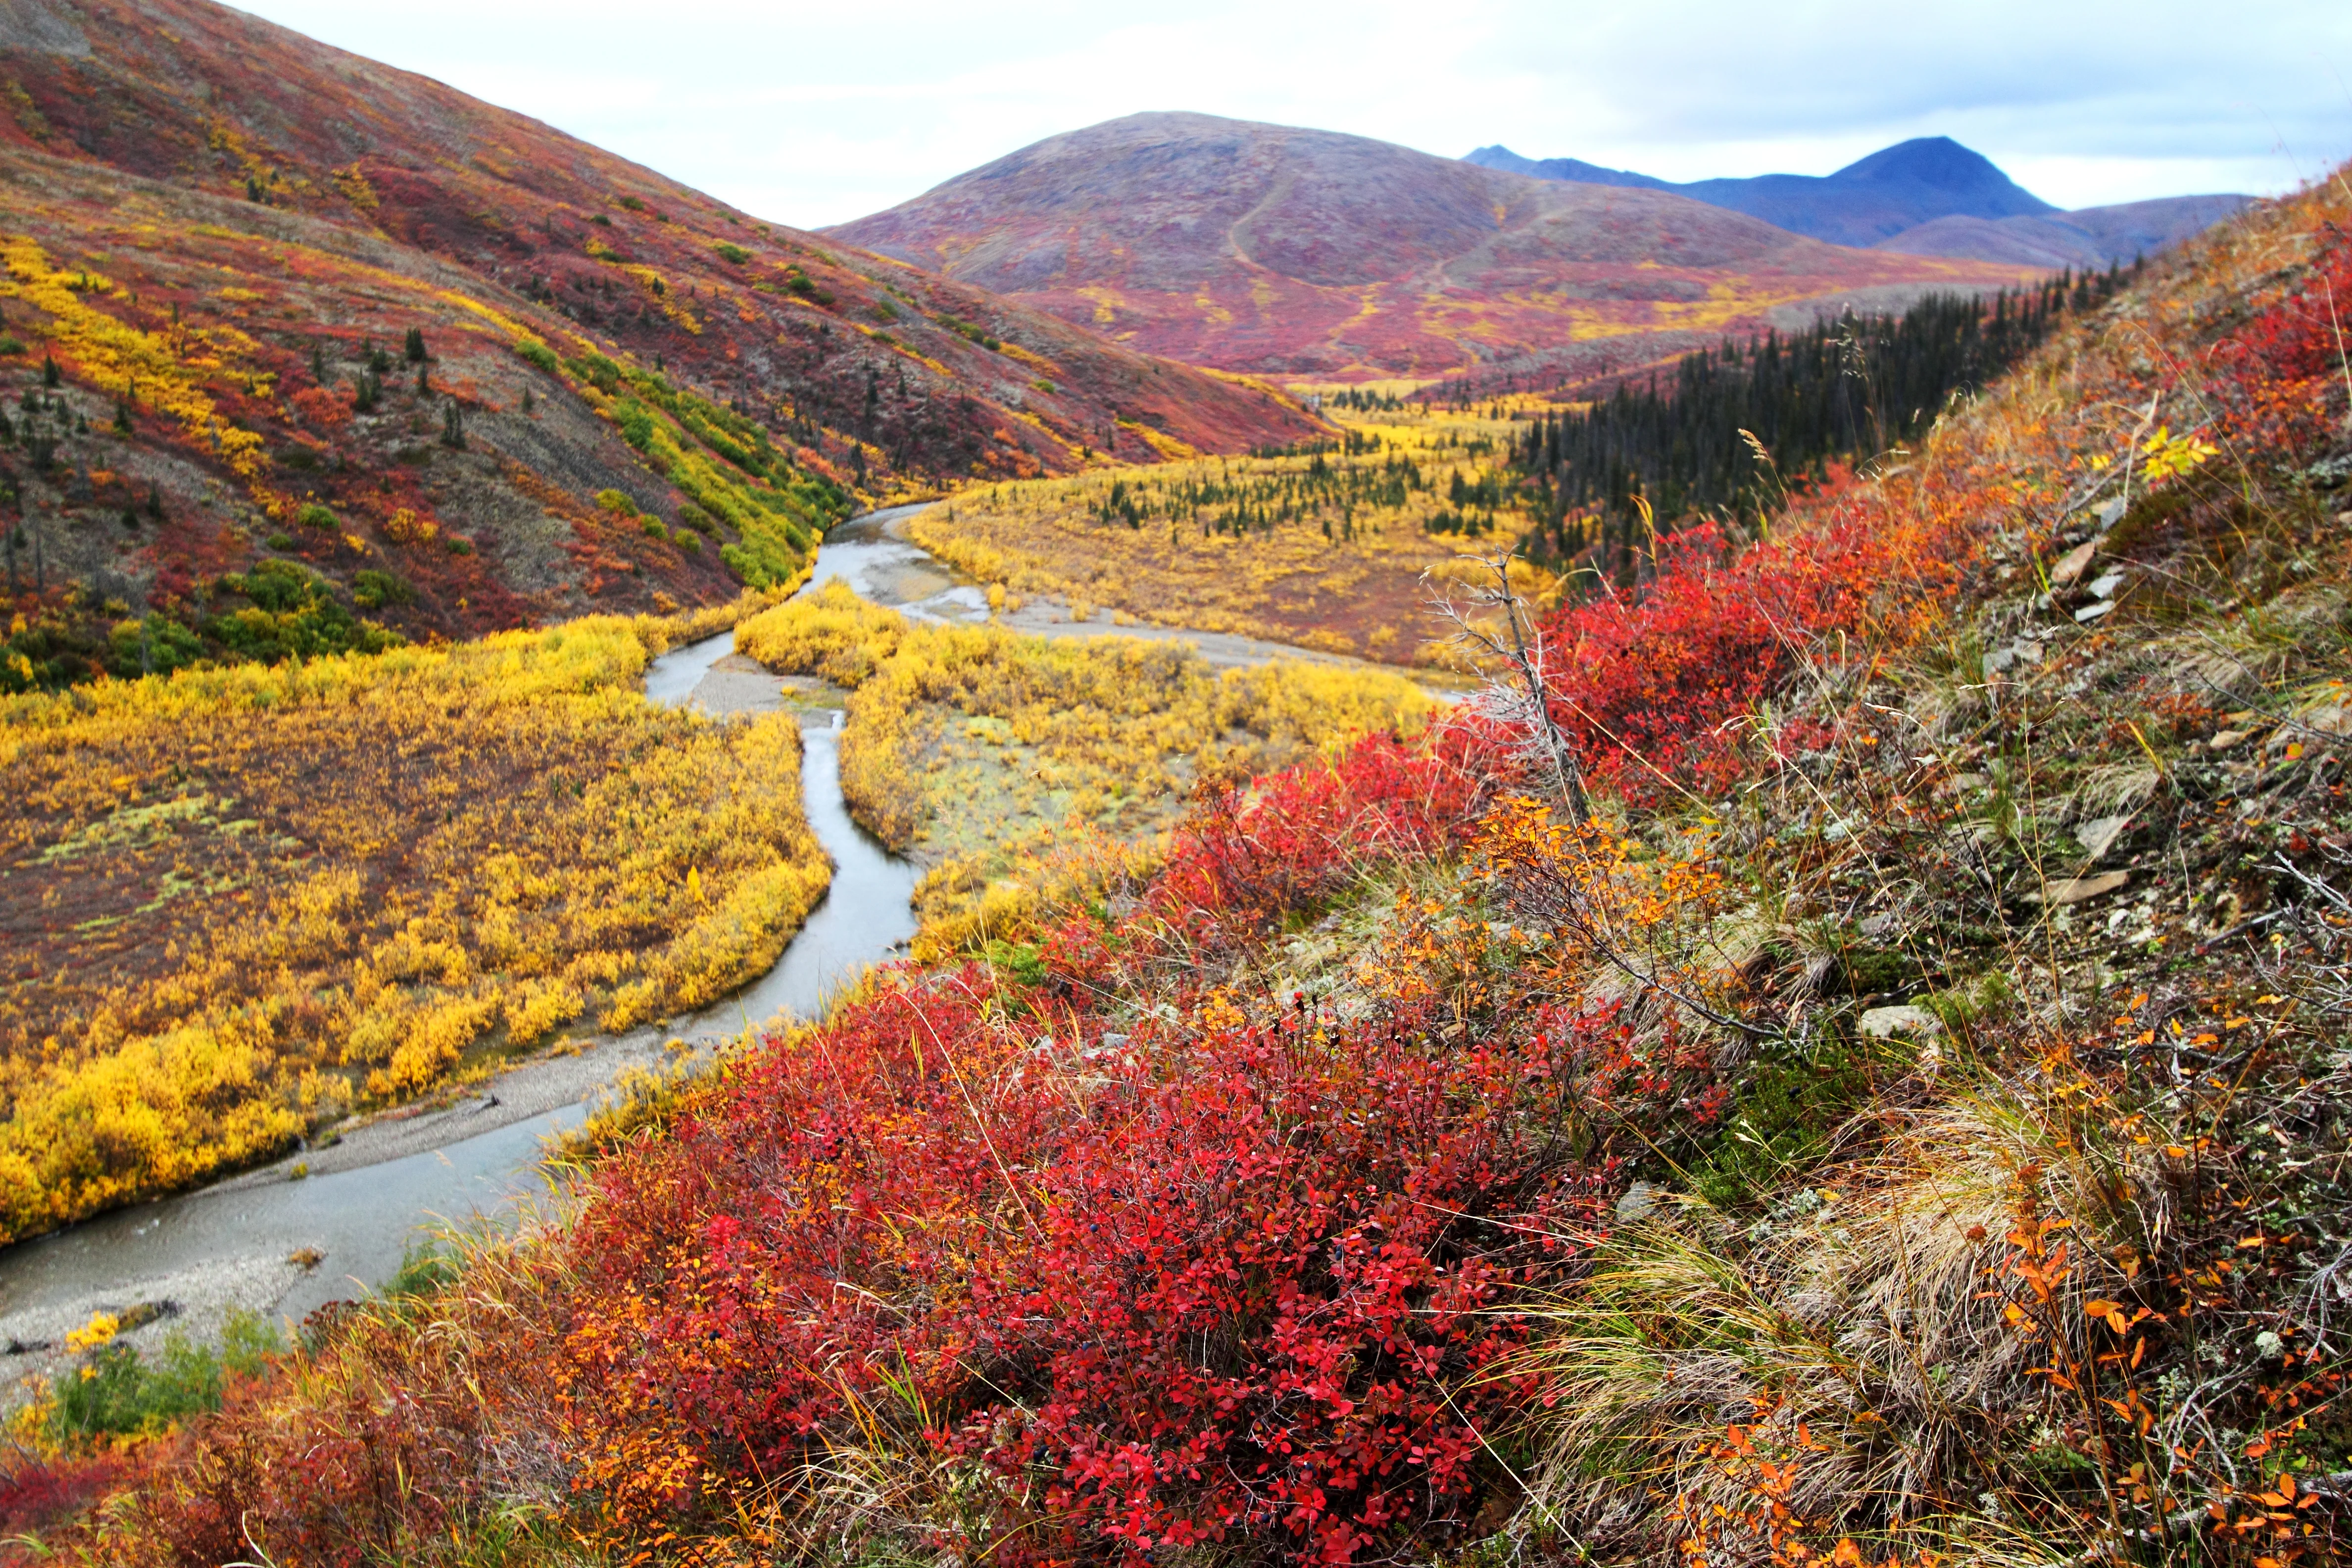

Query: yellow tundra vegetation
736;583;1433;935
906;401;1546;662
0;619;829;1242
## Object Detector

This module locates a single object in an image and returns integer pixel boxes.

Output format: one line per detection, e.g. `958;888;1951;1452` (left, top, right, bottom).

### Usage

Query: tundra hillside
0;0;1321;683
8;168;2352;1568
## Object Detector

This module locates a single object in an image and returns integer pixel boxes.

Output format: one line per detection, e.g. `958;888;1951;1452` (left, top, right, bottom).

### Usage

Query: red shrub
1151;732;1494;942
1534;515;1950;802
564;973;1619;1563
2207;221;2352;460
0;1449;130;1541
288;385;352;428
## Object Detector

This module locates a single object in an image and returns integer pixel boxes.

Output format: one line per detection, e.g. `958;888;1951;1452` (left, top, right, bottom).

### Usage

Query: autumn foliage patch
1152;731;1497;941
559;952;1616;1562
1531;514;1956;800
2206;219;2352;458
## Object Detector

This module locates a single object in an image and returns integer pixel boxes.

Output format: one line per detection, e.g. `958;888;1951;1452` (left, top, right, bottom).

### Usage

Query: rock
2086;570;2128;599
1860;1004;1941;1039
2031;871;2131;905
2075;814;2134;859
1616;1180;1663;1224
2049;538;2099;587
2096;497;2128;528
1985;637;2043;674
2075;599;2116;623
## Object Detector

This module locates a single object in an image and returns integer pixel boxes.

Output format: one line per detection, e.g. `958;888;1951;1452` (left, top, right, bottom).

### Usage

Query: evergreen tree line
1080;450;1437;543
1510;262;2142;572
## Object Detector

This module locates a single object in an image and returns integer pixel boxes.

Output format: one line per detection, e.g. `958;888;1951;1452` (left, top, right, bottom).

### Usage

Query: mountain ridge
1466;137;2248;264
828;112;2035;380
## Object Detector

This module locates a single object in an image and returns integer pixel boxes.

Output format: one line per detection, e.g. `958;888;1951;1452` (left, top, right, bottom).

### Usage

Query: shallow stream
0;519;928;1351
0;501;1437;1359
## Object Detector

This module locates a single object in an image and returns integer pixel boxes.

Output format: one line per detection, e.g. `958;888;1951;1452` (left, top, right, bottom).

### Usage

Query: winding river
0;515;933;1355
0;503;1445;1362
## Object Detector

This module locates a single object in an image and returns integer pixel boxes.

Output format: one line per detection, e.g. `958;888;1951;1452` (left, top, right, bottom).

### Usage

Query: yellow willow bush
0;618;828;1241
737;588;1434;920
906;401;1545;661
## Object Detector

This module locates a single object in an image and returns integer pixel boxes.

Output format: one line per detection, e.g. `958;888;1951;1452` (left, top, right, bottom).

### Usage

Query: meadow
903;398;1552;663
0;611;828;1242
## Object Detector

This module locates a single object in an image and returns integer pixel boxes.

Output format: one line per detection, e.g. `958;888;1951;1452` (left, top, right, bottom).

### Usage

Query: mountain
0;0;1317;677
1469;138;2246;266
1875;194;2254;268
1464;145;1671;192
827;113;2032;380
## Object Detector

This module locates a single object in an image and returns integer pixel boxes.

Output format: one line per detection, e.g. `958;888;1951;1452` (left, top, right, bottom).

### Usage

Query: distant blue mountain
1459;146;1673;193
1467;137;2058;248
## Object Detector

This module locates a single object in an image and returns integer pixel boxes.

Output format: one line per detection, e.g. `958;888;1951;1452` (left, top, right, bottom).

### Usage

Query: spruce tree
404;326;427;363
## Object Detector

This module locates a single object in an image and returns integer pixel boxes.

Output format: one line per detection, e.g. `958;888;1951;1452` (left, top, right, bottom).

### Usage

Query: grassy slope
13;166;2352;1568
0;0;1323;679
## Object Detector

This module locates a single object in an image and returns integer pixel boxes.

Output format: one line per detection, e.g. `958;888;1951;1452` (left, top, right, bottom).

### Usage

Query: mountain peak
1828;137;2055;214
831;113;2027;377
1476;134;2060;245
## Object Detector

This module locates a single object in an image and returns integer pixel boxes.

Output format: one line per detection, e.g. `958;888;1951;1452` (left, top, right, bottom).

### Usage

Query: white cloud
235;0;2352;226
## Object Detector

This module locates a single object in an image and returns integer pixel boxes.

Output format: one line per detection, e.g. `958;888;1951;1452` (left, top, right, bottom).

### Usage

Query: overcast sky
239;0;2351;230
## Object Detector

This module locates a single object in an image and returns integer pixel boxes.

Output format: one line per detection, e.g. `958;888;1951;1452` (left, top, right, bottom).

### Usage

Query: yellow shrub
0;618;831;1241
739;593;1435;922
735;580;904;686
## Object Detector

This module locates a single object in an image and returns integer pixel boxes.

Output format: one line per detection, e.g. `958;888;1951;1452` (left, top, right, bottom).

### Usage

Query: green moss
1691;1028;1911;1208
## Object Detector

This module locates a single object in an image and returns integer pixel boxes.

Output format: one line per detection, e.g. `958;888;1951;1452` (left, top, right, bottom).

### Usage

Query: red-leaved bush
2207;220;2352;460
1151;731;1499;942
564;967;1622;1563
1534;510;1961;801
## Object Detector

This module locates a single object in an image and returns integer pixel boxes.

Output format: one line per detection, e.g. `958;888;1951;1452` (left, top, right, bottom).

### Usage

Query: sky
237;0;2352;230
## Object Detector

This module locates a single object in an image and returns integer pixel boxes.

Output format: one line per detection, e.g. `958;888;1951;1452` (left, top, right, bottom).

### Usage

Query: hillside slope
1878;193;2254;267
0;0;1317;681
828;112;2031;379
